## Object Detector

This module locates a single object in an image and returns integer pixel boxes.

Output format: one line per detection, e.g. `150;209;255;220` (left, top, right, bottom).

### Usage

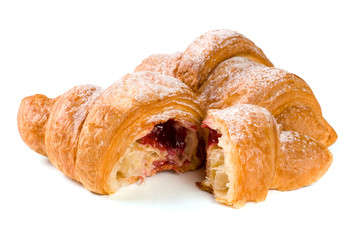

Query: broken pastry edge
200;115;246;207
199;104;283;207
102;118;202;194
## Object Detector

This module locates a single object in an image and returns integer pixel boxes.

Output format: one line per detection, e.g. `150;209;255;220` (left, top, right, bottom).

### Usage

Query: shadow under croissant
106;168;209;207
38;156;86;188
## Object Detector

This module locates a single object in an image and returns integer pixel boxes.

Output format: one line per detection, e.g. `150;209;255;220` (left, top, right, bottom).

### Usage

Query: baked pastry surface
18;29;336;206
200;104;333;207
18;72;205;194
200;104;279;207
272;131;333;191
198;56;337;146
135;29;337;147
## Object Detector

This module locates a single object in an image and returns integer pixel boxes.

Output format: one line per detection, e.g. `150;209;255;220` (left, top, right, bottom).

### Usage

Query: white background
1;0;359;239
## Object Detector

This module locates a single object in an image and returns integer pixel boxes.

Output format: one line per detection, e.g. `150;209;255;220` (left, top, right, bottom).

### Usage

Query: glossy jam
141;119;188;153
207;128;222;148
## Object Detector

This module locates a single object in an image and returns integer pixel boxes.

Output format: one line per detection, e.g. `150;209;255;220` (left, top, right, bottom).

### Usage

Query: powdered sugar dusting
180;29;244;71
73;85;102;120
280;131;317;149
210;104;277;143
134;52;183;77
280;131;300;143
99;71;197;113
64;85;103;120
199;56;313;113
199;56;262;108
177;29;272;90
279;131;329;168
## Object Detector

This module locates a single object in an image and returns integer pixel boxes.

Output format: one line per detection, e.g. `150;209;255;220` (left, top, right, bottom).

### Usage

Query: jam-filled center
141;119;188;152
139;119;192;172
113;119;200;189
207;128;222;147
201;123;222;148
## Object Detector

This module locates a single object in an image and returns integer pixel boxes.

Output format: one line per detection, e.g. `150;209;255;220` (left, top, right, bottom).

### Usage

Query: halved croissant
134;29;337;147
200;104;279;207
18;72;205;194
200;104;332;207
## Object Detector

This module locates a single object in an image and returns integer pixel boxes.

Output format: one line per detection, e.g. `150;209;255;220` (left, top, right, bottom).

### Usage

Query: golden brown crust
17;72;204;194
272;131;333;191
202;104;279;206
134;30;337;147
45;85;102;181
199;56;337;147
18;29;336;205
75;72;204;194
176;29;273;90
276;106;337;147
17;94;55;156
134;52;183;77
200;104;333;207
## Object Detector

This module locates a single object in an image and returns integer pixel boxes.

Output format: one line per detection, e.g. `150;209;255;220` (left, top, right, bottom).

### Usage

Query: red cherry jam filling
202;123;222;149
141;119;188;152
208;128;222;147
140;119;190;170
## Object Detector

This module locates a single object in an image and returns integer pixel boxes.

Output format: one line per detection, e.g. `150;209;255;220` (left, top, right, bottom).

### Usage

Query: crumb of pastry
109;119;199;190
201;126;231;200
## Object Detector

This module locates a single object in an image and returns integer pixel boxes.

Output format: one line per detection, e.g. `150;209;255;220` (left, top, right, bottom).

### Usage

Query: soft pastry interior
201;126;231;201
111;119;199;188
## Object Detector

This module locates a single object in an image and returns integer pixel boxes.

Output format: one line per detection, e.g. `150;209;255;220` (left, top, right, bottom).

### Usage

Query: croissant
18;72;205;194
18;30;335;207
135;29;337;147
199;104;332;207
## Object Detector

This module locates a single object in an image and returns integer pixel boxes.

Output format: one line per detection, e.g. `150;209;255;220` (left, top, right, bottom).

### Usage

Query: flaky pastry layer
18;72;205;194
201;104;279;207
200;104;333;208
135;30;337;147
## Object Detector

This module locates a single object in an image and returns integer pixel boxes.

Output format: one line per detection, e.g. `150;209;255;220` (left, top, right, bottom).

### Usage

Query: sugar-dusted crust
45;85;102;181
134;30;273;92
18;72;205;194
176;29;273;91
134;52;183;77
272;131;333;191
17;29;336;204
201;104;279;207
75;72;204;194
199;104;334;207
198;56;337;147
134;30;337;147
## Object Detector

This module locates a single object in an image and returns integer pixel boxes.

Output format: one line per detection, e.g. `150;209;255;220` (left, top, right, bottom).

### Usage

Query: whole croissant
18;72;205;194
135;29;337;147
